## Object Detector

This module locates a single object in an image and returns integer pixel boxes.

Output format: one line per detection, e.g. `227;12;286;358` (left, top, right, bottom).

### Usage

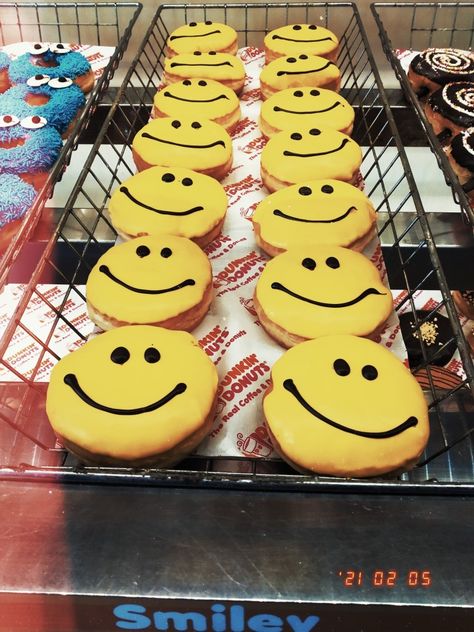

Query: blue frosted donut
0;174;36;228
8;45;92;90
0;52;11;92
0;79;85;135
0;113;63;176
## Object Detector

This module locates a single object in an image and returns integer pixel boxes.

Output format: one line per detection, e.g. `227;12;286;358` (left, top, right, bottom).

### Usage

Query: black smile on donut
274;101;341;115
273;206;356;223
272;35;335;43
277;60;334;76
64;374;187;415
170;61;233;68
170;30;221;41
99;265;196;294
270;282;386;307
119;186;204;216
164;91;229;103
283;378;418;438
284;137;350;157
141;132;226;149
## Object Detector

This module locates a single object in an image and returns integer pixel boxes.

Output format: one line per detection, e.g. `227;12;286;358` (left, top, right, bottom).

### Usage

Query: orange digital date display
337;569;432;587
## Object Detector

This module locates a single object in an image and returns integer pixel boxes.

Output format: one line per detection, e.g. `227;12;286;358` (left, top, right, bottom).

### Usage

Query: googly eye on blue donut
0;79;85;136
8;42;93;93
0;112;63;186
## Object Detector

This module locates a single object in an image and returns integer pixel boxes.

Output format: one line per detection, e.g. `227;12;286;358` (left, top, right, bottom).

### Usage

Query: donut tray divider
371;1;474;225
1;2;473;493
0;2;142;290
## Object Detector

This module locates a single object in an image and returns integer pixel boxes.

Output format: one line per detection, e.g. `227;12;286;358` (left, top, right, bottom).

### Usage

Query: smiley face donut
152;79;241;132
252;179;376;257
259;54;341;101
264;24;339;65
0;79;85;137
46;325;218;467
86;235;213;332
263;335;430;477
0;112;63;189
259;87;354;139
163;51;246;94
260;127;362;192
0;52;11;93
132;117;233;181
254;246;393;347
108;166;228;247
166;21;238;57
8;43;94;93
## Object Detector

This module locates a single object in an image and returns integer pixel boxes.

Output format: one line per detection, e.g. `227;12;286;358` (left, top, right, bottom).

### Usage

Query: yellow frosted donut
166;21;238;57
264;23;339;64
132;116;233;181
254;245;393;347
86;235;213;332
263;335;429;477
108;166;228;248
152;79;241;132
163;51;246;94
46;325;218;467
259;86;354;138
252;179;376;256
260;126;362;192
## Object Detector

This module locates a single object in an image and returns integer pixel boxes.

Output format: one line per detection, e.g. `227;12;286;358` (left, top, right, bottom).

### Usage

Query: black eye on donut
136;245;151;258
287;57;297;63
205;20;213;25
321;184;334;194
183;79;192;86
171;120;181;128
299;54;308;60
362;365;378;381
111;346;130;365
291;132;302;140
299;186;312;196
182;177;193;186
309;24;317;30
162;172;175;183
189;21;197;27
293;25;302;30
310;128;321;135
310;89;320;96
191;121;202;129
334;358;350;376
198;80;207;86
193;51;202;56
144;347;160;363
293;90;303;97
302;257;316;270
209;51;217;56
326;257;340;269
161;247;172;258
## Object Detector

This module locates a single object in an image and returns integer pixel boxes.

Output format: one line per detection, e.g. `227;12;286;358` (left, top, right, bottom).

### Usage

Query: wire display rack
0;2;142;288
1;2;473;493
371;1;474;226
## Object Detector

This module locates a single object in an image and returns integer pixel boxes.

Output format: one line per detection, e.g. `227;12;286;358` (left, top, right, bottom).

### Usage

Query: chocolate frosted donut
399;310;457;368
447;127;474;194
425;82;474;139
408;48;474;96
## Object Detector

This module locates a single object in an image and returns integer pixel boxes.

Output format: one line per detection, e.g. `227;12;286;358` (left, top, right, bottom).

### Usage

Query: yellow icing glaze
260;54;340;92
265;24;338;59
167;22;237;55
260;127;362;184
164;52;245;83
154;79;240;122
252;179;375;252
264;335;429;477
255;245;393;339
46;325;218;461
260;87;354;136
132;117;232;172
86;235;212;324
109;166;228;241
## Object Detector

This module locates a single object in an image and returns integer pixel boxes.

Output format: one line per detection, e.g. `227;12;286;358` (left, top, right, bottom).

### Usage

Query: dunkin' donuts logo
198;325;247;365
224;174;262;203
217;353;270;402
239;295;257;317
214;250;267;295
231;116;259;140
240;87;262;104
240;46;265;62
241;134;267;156
205;234;247;260
237;424;273;457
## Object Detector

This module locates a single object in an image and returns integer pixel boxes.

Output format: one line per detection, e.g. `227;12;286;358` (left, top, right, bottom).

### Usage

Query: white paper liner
3;47;465;461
